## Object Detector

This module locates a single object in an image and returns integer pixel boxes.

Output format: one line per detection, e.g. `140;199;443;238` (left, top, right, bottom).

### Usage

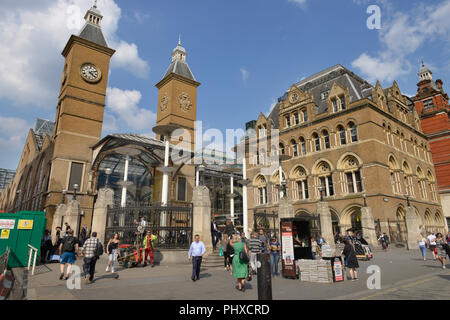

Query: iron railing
105;203;193;249
253;209;279;238
387;218;407;244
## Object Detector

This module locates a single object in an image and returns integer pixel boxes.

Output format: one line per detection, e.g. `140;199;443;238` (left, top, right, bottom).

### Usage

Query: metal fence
387;218;407;244
253;210;279;238
105;203;193;249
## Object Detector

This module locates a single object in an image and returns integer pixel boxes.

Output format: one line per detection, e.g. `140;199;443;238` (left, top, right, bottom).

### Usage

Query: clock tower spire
47;2;115;230
155;38;200;151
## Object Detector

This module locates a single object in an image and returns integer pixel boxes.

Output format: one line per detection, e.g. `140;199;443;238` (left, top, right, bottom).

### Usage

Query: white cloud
113;41;149;79
240;68;249;83
288;0;307;5
134;11;151;24
0;0;149;108
106;87;156;132
352;0;450;83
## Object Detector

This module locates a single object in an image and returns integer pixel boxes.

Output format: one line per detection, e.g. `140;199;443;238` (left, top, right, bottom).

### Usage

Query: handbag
239;251;249;263
219;246;223;257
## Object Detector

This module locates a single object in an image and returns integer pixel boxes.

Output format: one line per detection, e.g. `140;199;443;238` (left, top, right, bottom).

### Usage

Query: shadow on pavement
32;264;53;276
90;273;120;283
437;274;450;281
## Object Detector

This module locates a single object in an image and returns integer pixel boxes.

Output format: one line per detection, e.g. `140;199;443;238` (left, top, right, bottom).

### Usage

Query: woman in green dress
231;234;249;291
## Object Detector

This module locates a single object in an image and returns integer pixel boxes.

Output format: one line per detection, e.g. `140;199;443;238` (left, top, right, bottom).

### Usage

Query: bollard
256;253;272;300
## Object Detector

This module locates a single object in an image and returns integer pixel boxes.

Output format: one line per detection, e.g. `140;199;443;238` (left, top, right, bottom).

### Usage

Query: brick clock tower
413;62;450;229
155;38;201;151
47;3;115;228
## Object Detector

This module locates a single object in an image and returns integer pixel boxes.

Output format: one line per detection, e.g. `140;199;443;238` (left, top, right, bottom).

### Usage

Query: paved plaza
9;247;449;300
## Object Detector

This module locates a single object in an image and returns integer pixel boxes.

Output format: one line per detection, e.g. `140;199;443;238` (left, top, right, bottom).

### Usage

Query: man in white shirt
188;234;206;282
427;232;437;260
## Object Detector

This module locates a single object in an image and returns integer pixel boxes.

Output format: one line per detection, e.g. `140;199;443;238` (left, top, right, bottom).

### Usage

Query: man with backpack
81;231;103;284
58;229;79;280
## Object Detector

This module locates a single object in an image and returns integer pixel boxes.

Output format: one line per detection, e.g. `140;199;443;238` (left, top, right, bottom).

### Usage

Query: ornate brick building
244;65;447;241
412;62;450;229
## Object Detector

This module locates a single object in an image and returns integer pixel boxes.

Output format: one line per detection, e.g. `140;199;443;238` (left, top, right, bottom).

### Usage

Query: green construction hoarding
0;211;46;269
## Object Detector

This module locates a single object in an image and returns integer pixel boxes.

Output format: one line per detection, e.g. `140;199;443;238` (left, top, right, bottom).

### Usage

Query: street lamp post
105;168;112;188
73;184;79;201
318;186;324;202
405;194;411;207
277;154;292;199
61;190;67;205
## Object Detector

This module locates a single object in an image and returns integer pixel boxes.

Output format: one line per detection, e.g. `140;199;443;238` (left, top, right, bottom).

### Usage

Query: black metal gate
105;203;193;249
253;209;279;238
387;217;407;245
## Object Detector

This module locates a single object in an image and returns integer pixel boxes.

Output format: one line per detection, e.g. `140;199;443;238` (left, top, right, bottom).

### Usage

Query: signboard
18;220;34;230
1;229;10;239
0;219;15;230
333;259;344;282
281;221;296;278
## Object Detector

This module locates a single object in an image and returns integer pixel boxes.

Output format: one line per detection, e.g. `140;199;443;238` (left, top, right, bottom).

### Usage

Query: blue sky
0;0;450;169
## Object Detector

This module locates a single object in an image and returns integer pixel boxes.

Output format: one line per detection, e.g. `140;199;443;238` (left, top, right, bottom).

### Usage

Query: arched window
427;171;437;201
302;109;308;122
349;122;358;142
279;143;285;155
416;167;426;199
313;133;320;151
338;125;346;145
291;140;298;157
314;161;334;197
322;130;330;149
255;175;268;205
389;156;401;194
402;161;414;197
293;112;299;125
340;156;363;194
292;166;309;200
300;137;307;155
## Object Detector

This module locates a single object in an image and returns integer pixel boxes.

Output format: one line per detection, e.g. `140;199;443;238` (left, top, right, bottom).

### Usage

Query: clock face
80;63;101;83
289;92;299;103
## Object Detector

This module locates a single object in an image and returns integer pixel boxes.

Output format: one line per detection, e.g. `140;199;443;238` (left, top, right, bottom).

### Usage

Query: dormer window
340;96;346;110
320;90;330;100
332;99;339;113
423;99;434;109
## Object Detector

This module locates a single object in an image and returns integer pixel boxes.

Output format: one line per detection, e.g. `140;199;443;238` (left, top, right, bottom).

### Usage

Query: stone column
361;207;378;248
317;201;335;249
278;198;294;238
51;203;67;244
192;186;213;254
279;198;295;220
63;199;81;237
91;188;115;244
405;206;420;250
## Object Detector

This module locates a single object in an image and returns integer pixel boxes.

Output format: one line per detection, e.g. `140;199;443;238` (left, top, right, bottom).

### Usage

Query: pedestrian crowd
418;231;449;269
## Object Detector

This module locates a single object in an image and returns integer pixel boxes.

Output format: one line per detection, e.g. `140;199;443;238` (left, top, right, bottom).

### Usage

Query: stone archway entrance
351;210;362;232
341;205;362;233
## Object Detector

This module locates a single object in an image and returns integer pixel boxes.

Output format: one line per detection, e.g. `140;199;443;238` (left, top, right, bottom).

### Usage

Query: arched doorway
331;211;340;235
350;210;362;232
